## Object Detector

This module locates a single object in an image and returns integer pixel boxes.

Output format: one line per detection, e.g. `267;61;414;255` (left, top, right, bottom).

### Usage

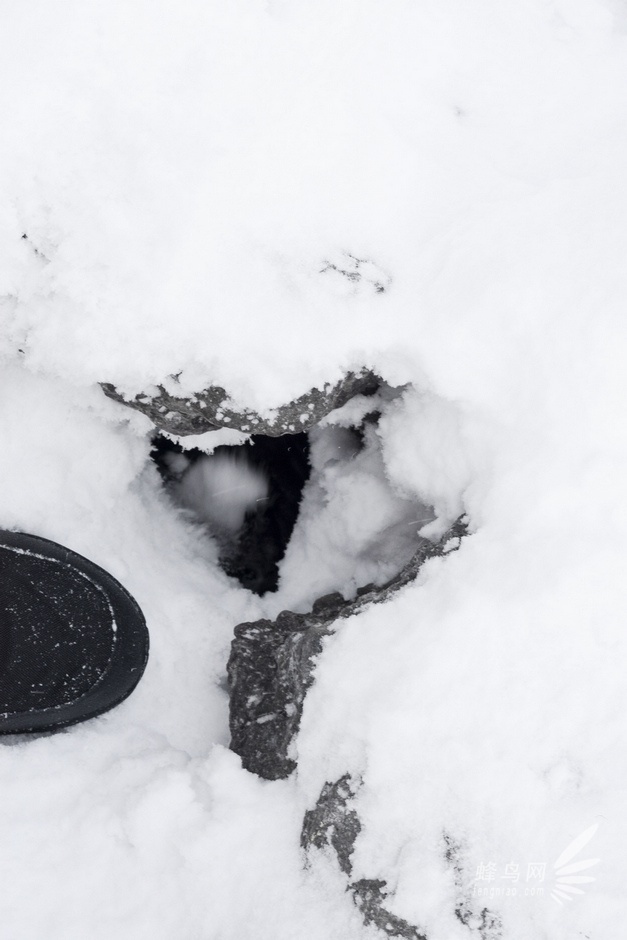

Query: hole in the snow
151;387;436;603
152;432;311;594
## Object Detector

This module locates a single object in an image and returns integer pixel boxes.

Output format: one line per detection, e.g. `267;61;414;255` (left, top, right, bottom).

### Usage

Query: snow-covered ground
1;1;626;937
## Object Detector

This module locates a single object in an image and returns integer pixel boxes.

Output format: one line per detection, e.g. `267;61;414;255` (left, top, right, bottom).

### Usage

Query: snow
268;420;435;615
1;0;627;937
173;450;269;535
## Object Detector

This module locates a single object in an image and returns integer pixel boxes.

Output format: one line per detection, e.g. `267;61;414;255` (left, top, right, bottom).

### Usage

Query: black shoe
0;530;149;734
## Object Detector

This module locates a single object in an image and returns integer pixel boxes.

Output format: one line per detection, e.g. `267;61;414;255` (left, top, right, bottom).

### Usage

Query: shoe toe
0;531;149;734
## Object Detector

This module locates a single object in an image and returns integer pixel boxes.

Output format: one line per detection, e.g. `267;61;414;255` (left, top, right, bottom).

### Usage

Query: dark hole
152;432;311;595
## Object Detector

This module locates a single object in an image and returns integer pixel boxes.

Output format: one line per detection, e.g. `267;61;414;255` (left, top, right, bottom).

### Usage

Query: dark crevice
152;431;311;595
222;433;310;594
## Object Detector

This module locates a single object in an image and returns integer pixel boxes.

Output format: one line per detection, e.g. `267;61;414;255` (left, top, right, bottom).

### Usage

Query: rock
301;774;361;876
349;880;426;940
301;775;427;940
101;369;382;437
226;608;326;779
227;518;468;781
302;776;501;938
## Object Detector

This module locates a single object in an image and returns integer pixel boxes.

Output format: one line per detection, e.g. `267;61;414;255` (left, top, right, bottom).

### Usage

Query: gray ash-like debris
320;253;392;294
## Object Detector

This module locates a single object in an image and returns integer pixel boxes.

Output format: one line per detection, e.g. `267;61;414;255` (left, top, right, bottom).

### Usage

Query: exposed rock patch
101;369;382;437
301;774;362;877
227;518;467;780
302;769;500;939
301;775;427;940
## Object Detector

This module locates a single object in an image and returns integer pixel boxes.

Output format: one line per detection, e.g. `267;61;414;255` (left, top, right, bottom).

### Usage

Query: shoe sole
0;530;149;734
